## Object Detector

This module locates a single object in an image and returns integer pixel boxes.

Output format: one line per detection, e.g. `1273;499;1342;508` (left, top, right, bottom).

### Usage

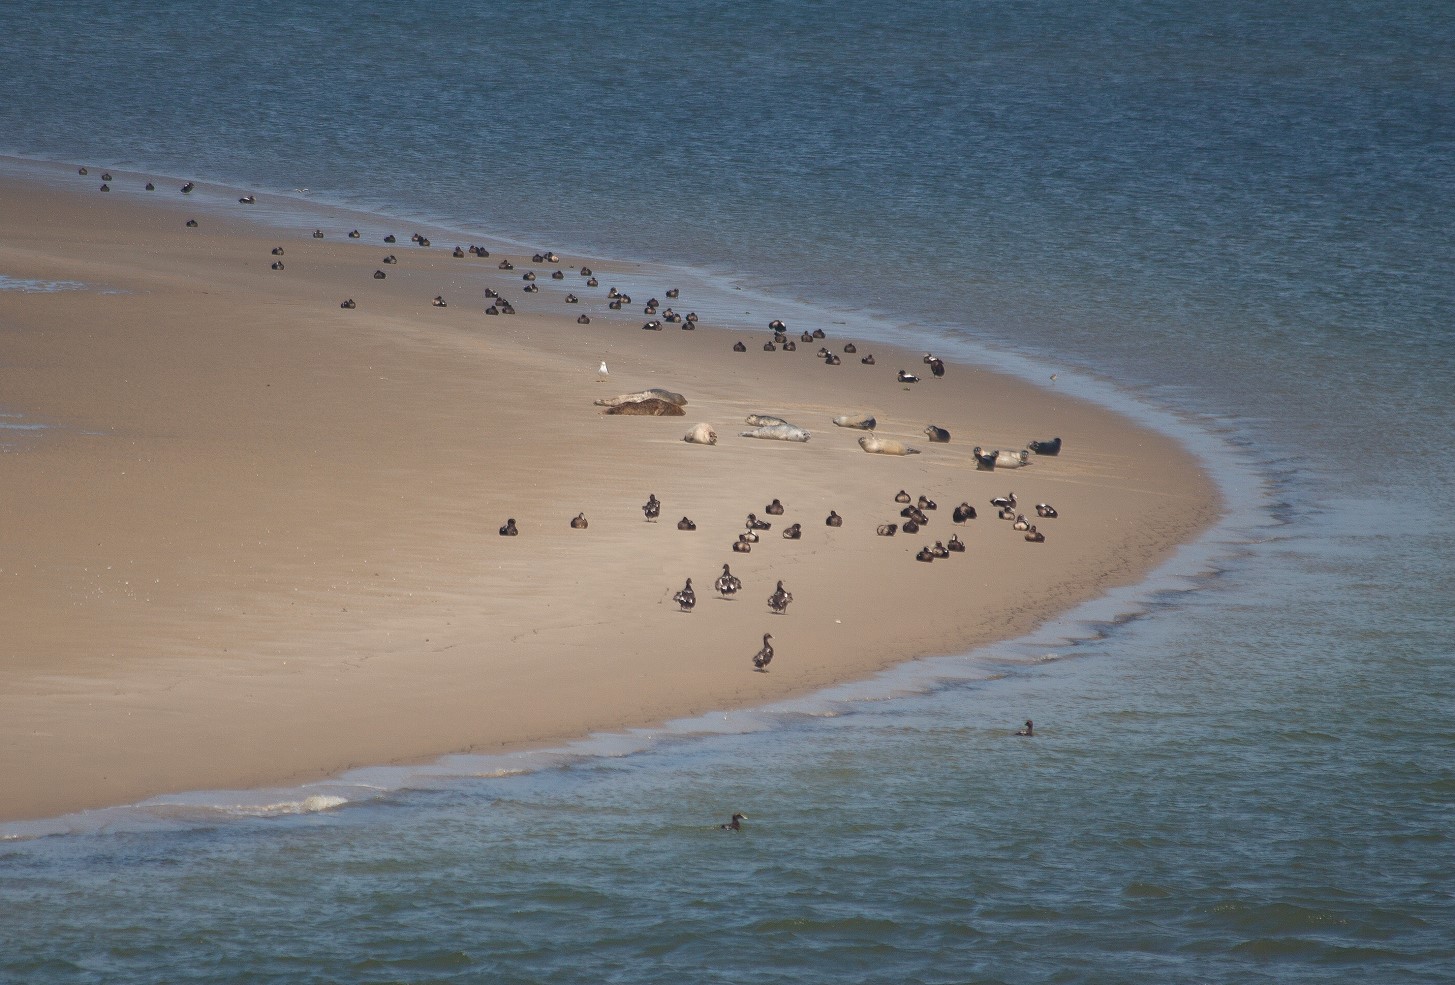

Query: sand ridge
0;170;1221;822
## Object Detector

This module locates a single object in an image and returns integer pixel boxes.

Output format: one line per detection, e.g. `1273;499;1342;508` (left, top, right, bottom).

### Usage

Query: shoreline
0;167;1223;825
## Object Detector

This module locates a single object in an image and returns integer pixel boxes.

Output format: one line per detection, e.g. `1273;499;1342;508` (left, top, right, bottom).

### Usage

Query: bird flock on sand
74;167;1056;832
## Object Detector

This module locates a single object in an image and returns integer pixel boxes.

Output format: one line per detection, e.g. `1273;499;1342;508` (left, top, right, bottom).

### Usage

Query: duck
1024;526;1045;543
929;357;945;378
952;503;977;523
902;518;920;534
643;494;661;522
720;812;748;831
271;261;284;271
740;529;759;544
765;499;785;516
238;194;255;204
733;341;748;352
876;523;898;536
781;523;802;540
915;547;935;562
1013;515;1031;531
861;354;876;365
825;353;841;365
677;517;697;531
181;182;195;194
763;341;776;351
577;315;592;324
499;518;518;536
586;277;598;287
715;563;742;598
686;312;699;323
99;183;110;192
186;219;199;227
565;293;578;303
348;229;361;239
523;283;539;293
570;513;588;529
1016;720;1034;736
746;513;772;531
453;247;466;258
769;319;787;331
672;578;696;612
373;270;386;279
947;534;966;552
917;495;937;511
665;288;679;298
989;492;1017;511
732;536;753;553
895;490;912;504
145;182;155;191
753;634;774;671
825;510;843;527
271;247;285;256
767;580;793;614
843;343;857;353
382;254;397;263
432;296;447;307
340;299;356;309
931;541;951;558
384;234;397;243
782;340;796;351
101;172;112;181
580;266;593;276
811;328;826;339
1036;503;1059;518
897;370;920;383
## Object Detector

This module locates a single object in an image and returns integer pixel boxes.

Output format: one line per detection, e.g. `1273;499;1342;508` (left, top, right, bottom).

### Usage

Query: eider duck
271;247;285;256
523;283;539;293
765;499;785;516
917;495;938;511
186;219;198;227
915;547;935;562
732;536;753;553
181;182;195;193
1016;720;1034;736
947;534;966;552
1012;514;1031;531
586;277;598;287
781;523;802;540
666;288;679;298
825;510;843;527
902;519;920;534
952;503;977;523
485;306;499;315
99;183;110;192
715;563;742;598
348;229;361;239
768;319;786;331
843;343;857;354
432;296;447;307
523;271;536;281
876;523;898;536
577;315;591;324
1036;503;1059;519
580;266;592;276
861;354;876;365
763;341;776;351
753;634;774;671
895;490;912;504
312;228;323;238
677;516;697;531
382;255;397;264
340;299;356;309
931;541;950;559
499;518;518;536
570;513;588;529
746;513;771;531
271;261;284;271
812;328;826;339
78;167;88;175
642;320;662;331
373;270;386;279
565;293;578;303
384;234;396;243
239;194;255;204
720;812;747;831
767;581;793;614
782;340;796;351
453;247;465;258
643;494;661;522
989;492;1017;511
929;357;945;378
672;578;696;612
145;182;155;191
740;529;759;543
686;312;698;322
897;370;920;383
1024;526;1045;543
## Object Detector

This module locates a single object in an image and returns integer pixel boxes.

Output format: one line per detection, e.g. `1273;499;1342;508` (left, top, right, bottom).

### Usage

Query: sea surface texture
2;1;1452;982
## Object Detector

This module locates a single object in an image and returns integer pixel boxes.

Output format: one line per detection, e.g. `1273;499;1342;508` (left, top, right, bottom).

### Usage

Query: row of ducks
671;571;792;614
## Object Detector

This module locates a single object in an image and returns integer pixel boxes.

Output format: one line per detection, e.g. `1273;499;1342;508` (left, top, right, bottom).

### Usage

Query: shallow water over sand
2;0;1452;980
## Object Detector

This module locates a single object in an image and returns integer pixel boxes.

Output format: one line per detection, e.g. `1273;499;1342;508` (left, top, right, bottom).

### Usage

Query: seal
743;414;789;427
604;399;685;416
1028;436;1063;455
858;434;921;456
740;423;811;442
974;447;1030;469
596;388;688;409
832;413;877;430
923;425;951;443
683;423;718;445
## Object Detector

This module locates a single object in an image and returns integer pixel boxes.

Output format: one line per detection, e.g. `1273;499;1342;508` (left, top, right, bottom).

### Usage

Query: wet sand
0;169;1221;822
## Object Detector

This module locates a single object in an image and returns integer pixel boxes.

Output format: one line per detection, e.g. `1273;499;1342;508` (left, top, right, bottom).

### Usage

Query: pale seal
744;413;789;427
595;388;688;408
833;413;877;430
858;434;921;456
683;423;718;445
740;423;811;442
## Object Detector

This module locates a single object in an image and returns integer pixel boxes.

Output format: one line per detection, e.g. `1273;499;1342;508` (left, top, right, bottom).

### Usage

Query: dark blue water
3;1;1452;981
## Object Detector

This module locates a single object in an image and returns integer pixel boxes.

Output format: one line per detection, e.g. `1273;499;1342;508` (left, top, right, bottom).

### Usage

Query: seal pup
753;634;774;671
858;434;920;455
1028;437;1063;456
683;423;717;445
947;534;966;552
825;510;843;527
643;494;661;522
832;413;876;430
767;581;793;614
715;564;742;598
952;503;977;523
570;513;588;529
720;812;748;831
781;523;802;540
1016;720;1034;736
499;518;518;536
672;578;696;612
895;490;912;504
765;499;785;516
677;517;697;531
897;370;920;383
923;425;951;443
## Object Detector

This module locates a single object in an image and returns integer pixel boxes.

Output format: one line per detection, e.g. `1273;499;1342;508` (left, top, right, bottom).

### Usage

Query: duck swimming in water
1016;720;1034;736
720;812;748;831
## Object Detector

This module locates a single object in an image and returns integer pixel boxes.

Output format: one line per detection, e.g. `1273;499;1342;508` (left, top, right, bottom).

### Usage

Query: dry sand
0;169;1221;822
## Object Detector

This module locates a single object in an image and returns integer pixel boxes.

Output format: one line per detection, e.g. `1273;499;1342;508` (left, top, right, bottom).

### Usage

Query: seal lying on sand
604;399;685;416
595;388;688;409
974;447;1030;469
683;423;718;445
859;434;921;456
833;413;877;430
744;413;789;427
740;422;811;442
923;425;951;443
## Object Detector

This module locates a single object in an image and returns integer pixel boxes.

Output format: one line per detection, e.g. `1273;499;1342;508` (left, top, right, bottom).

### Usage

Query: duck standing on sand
673;578;696;612
753;634;774;671
643;494;661;522
715;563;742;598
767;580;793;614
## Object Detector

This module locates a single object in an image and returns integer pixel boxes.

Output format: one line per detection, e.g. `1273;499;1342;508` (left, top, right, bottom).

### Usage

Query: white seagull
598;360;609;382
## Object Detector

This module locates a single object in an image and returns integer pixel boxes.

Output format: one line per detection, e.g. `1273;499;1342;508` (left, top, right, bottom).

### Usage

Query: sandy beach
0;168;1221;823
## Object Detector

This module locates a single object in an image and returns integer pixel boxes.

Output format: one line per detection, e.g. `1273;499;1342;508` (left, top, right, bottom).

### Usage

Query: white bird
598;360;609;382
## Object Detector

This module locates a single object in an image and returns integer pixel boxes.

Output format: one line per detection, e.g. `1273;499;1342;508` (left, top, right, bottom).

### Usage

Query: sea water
1;1;1452;981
